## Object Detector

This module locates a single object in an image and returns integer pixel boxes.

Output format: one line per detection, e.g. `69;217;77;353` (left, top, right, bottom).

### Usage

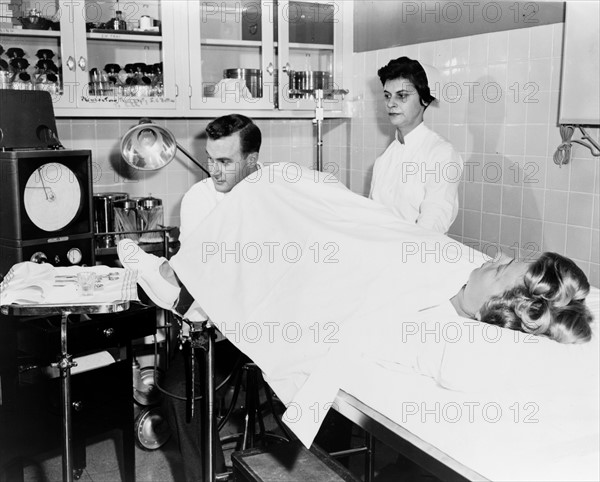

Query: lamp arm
176;142;211;177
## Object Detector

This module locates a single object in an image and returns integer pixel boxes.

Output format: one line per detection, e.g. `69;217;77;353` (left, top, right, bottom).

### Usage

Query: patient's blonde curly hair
480;252;594;343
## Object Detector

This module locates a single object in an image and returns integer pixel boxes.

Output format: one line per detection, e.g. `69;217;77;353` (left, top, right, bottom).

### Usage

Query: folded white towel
1;262;139;306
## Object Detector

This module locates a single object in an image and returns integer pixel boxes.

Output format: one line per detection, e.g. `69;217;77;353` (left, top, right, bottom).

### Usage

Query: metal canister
137;195;164;244
93;192;128;247
290;70;332;98
223;68;263;98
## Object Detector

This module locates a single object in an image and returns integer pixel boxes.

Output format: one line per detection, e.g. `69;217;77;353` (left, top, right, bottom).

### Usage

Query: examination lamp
120;119;210;176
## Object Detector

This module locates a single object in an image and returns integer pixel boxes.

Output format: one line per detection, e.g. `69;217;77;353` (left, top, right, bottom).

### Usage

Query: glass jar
137;195;164;244
114;199;140;243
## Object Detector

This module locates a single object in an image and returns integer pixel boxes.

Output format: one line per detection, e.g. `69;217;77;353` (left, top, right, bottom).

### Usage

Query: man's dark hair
378;56;435;107
206;114;262;156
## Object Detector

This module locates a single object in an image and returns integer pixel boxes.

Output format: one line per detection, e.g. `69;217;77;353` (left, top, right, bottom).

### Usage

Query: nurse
369;56;463;234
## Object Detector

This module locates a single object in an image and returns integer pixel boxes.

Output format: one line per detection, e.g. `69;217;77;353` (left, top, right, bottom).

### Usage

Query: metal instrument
286;88;349;172
120;119;210;176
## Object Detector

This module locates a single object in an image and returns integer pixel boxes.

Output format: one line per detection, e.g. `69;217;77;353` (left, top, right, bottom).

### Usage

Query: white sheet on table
170;162;487;446
341;287;600;481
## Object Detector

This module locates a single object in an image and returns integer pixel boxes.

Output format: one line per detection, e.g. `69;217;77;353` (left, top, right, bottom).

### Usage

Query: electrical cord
151;330;242;402
554;124;600;166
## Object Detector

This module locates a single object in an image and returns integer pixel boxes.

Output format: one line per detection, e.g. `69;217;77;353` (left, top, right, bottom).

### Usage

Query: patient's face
462;258;530;318
206;132;257;193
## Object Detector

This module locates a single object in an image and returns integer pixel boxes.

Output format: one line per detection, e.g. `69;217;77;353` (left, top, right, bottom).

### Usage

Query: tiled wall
347;23;599;288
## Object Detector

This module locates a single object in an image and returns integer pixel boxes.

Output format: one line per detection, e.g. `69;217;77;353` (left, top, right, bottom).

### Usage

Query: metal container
137;195;164;244
93;192;128;247
223;68;262;98
290;70;332;98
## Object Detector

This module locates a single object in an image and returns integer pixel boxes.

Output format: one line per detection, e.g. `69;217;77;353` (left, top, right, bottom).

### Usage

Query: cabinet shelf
87;31;163;43
201;38;261;48
200;39;333;50
288;42;333;51
0;27;61;38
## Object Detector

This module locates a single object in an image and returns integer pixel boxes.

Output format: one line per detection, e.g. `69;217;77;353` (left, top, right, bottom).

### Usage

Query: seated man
119;113;262;316
119;113;262;481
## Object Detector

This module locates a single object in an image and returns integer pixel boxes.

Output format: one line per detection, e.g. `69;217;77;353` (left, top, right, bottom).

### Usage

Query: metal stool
176;317;292;481
218;362;293;450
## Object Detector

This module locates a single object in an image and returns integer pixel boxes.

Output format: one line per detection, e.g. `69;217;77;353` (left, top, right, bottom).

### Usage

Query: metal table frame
333;390;489;482
1;301;130;482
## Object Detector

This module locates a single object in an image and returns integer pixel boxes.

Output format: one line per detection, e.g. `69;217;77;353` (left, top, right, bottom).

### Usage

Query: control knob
30;251;48;264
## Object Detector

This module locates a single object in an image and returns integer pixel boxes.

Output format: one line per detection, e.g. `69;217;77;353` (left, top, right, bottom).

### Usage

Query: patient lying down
119;165;593;345
451;251;592;343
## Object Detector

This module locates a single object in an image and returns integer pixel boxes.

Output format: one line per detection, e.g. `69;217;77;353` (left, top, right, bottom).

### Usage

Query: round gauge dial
67;248;83;265
23;163;82;232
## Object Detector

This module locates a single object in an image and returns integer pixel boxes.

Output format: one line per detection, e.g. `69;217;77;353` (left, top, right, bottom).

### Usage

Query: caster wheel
135;406;171;450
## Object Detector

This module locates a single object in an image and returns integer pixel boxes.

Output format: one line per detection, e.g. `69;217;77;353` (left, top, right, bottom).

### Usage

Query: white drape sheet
170;163;485;446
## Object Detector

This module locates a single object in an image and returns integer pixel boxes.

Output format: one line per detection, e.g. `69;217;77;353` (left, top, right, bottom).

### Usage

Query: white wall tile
488;31;508;63
508;28;530;61
567;193;594;228
566;226;592;261
530;25;554;59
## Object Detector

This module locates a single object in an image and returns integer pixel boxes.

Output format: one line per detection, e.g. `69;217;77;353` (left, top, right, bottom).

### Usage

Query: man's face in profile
206;131;257;193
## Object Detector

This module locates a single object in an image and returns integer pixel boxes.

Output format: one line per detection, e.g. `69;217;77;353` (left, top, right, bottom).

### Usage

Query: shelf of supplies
0;27;61;38
87;30;163;42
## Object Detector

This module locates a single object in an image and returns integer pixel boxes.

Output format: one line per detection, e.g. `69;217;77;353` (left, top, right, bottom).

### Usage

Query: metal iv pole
311;88;348;172
288;88;349;172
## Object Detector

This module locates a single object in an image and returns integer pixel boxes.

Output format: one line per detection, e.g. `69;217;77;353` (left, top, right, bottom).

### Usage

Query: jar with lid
137;195;164;243
93;192;128;248
114;199;140;243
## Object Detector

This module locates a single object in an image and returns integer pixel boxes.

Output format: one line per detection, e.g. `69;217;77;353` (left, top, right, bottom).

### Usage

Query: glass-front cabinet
1;0;178;115
188;0;275;110
277;0;346;112
1;0;351;117
68;0;178;113
0;0;69;106
187;0;351;115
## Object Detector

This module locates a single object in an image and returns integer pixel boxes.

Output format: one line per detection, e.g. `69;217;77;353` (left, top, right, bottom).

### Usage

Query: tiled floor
19;430;435;482
11;361;439;482
17;417;439;482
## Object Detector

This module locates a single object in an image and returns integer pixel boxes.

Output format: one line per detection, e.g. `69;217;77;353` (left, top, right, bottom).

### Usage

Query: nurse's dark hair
206;114;262;156
378;56;436;107
480;252;594;344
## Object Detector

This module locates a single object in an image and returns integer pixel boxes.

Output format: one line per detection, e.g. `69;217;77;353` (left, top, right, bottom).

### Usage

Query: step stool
231;441;361;482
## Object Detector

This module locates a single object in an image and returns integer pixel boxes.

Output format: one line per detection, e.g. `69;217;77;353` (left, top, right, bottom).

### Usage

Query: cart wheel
134;406;171;450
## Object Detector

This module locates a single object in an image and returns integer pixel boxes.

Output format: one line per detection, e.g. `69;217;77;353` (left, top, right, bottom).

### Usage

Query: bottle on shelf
110;10;127;31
